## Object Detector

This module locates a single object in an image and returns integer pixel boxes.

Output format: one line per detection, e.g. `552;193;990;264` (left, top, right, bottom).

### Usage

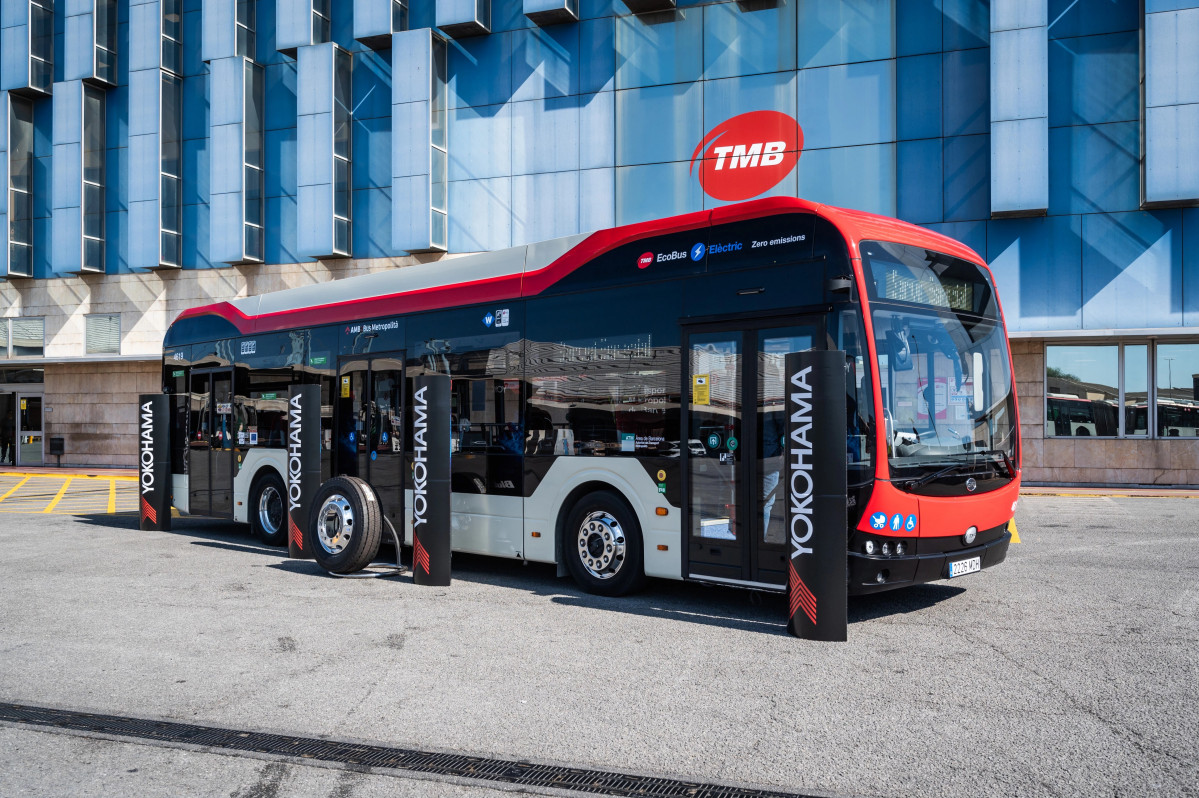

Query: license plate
948;557;981;578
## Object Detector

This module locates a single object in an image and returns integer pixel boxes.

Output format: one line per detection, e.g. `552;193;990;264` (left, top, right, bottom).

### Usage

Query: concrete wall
43;361;161;467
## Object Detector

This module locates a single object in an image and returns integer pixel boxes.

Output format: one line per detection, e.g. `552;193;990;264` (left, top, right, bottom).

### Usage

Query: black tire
308;476;383;574
249;470;288;546
562;490;646;596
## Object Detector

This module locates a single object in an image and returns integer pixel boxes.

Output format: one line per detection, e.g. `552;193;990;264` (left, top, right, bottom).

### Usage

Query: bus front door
685;320;820;589
188;368;235;518
336;356;405;529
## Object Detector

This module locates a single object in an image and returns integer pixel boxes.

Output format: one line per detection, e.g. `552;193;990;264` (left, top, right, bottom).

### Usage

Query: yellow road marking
108;479;116;513
42;478;74;513
1008;518;1021;544
0;476;31;504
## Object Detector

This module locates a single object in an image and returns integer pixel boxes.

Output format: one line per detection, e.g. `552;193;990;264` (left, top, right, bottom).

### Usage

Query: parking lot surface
0;496;1195;797
0;472;138;515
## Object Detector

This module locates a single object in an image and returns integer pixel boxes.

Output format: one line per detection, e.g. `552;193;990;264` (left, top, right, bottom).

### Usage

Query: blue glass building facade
0;0;1197;482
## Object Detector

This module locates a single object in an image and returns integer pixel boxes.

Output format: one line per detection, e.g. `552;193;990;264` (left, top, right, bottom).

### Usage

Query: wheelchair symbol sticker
905;514;917;532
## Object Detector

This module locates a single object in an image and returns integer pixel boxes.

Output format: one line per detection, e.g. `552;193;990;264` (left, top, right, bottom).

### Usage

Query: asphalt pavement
0;496;1196;797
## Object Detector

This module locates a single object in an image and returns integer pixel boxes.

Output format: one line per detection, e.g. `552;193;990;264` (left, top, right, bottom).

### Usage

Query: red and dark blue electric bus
163;197;1019;595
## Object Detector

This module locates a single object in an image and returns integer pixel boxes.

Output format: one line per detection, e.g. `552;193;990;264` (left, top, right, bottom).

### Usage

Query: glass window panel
0;320;7;355
162;39;181;76
31;3;53;61
244;64;264;168
97;48;117;85
161;75;182;176
334;52;352;159
161;230;180;266
11;318;45;357
431;148;447;211
393;0;408;33
97;0;118;52
1045;345;1118;437
1156;343;1199;438
161;175;181;232
236;25;251;59
1123;344;1148;436
84;90;105;183
8;243;32;276
163;0;182;40
9;100;34;193
796;0;894;68
334;217;349;255
333;159;350;218
431;209;446;251
84;184;104;238
85;315;120;354
10;192;33;241
84;237;104;272
244;223;263;261
237;0;255;28
244;166;263;226
431;39;447;149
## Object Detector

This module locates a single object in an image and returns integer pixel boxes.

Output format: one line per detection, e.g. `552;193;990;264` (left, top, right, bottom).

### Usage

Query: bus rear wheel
250;471;287;546
563;490;646;596
309;477;383;574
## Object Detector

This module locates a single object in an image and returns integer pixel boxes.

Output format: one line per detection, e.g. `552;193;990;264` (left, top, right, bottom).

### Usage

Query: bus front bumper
847;531;1012;595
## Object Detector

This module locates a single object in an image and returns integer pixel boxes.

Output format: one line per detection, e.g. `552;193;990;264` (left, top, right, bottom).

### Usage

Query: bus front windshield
861;240;1017;493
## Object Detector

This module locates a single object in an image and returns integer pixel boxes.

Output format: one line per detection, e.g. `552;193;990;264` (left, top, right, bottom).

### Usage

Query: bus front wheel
309;477;383;574
250;470;287;546
563;490;646;596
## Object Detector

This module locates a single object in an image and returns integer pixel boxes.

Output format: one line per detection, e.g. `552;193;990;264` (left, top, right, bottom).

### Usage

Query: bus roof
172;197;984;338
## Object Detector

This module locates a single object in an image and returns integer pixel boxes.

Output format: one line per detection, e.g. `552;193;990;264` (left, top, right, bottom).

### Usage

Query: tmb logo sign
689;111;803;201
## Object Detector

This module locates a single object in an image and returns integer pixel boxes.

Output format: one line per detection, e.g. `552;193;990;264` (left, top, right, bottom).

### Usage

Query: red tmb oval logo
689;111;804;202
637;252;654;269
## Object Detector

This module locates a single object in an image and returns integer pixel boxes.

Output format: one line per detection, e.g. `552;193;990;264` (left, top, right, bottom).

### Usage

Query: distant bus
163;197;1019;596
1046;394;1118;437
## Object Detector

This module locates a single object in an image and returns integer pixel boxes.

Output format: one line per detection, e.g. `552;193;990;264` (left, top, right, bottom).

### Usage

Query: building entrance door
684;318;822;589
188;369;235;518
16;393;42;467
0;393;15;466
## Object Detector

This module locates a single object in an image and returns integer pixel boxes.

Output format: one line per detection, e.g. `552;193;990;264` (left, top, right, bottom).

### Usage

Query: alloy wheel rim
576;510;626;580
258;484;284;535
317;494;355;555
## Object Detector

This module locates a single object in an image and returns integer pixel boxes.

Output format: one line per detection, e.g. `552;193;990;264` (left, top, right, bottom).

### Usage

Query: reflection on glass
757;330;812;546
690;335;740;543
1046;345;1117;437
1156;343;1199;438
1124;344;1148;436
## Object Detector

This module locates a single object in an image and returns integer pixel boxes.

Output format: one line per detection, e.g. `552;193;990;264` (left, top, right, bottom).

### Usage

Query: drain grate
0;702;824;798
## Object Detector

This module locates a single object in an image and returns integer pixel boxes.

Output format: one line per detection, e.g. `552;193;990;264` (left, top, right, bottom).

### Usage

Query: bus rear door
335;355;406;528
188;368;235;518
684;318;822;589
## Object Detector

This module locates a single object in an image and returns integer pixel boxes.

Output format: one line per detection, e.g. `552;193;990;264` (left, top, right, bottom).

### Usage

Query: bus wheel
563;491;646;596
309;477;383;574
250;471;287;546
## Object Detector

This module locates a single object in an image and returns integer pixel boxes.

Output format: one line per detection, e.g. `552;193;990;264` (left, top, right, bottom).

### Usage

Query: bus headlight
881;542;891;556
964;526;978;545
864;540;876;555
895;541;906;556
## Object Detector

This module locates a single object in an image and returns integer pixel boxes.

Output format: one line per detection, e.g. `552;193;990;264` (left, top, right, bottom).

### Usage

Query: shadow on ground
71;513;969;636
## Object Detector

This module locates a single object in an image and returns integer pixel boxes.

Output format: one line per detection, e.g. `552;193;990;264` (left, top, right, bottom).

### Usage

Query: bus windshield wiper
905;462;974;489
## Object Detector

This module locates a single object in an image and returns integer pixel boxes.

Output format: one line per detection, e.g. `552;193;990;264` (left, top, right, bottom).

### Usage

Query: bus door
188;368;235;517
335;355;405;527
684;318;822;589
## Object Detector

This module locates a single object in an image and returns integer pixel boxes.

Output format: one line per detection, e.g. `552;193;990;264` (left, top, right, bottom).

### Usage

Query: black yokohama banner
138;394;171;531
286;384;321;560
784;350;848;641
412;375;451;586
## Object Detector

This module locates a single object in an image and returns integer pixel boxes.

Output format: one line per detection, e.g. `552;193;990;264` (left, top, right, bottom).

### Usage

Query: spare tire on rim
308;476;383;574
